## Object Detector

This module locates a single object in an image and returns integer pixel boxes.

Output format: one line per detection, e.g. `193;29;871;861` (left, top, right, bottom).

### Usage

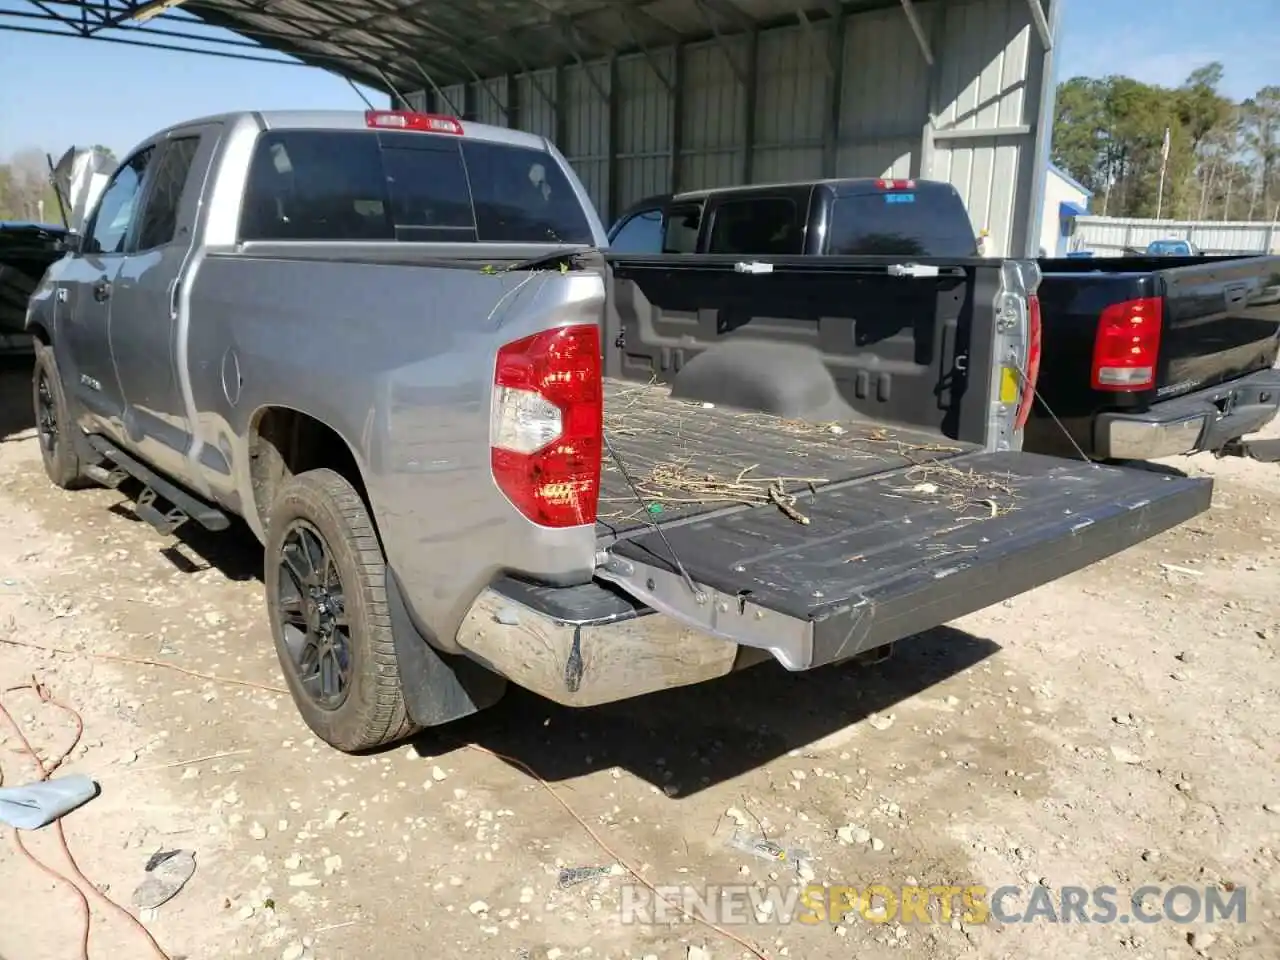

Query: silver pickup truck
25;109;1213;753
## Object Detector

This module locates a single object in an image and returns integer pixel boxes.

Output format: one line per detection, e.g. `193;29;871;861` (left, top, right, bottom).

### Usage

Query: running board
85;435;230;535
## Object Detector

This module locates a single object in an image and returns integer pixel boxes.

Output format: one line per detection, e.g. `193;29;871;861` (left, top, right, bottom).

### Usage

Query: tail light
1014;293;1042;430
490;324;602;528
365;110;464;135
1091;296;1163;391
876;178;916;190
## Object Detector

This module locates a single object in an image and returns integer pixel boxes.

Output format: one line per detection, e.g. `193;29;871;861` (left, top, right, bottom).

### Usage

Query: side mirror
59;232;83;254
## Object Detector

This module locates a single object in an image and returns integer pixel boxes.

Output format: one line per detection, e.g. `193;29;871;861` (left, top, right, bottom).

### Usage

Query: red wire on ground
0;678;172;960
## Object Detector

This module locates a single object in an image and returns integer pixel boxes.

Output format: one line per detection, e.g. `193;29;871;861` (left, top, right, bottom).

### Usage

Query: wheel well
248;407;371;529
27;323;50;346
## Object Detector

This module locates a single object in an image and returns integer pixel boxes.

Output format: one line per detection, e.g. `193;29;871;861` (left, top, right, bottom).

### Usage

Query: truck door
59;146;155;439
107;126;218;480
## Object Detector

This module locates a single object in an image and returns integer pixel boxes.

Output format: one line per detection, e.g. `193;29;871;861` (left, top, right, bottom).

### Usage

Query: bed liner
598;378;977;538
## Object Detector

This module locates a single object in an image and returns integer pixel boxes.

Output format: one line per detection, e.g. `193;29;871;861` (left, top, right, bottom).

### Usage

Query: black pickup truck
0;221;69;353
609;182;1280;462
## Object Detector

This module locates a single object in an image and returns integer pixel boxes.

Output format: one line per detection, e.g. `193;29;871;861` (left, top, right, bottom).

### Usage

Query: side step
85;435;230;536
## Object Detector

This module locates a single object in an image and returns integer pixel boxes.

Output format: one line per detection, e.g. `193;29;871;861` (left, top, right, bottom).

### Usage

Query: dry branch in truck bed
597;380;1018;533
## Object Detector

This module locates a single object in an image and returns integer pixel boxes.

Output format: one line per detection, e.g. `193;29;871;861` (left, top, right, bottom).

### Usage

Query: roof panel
179;0;913;93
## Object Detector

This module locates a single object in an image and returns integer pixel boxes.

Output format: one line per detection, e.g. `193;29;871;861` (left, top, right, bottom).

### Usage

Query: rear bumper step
597;451;1212;670
1096;366;1280;460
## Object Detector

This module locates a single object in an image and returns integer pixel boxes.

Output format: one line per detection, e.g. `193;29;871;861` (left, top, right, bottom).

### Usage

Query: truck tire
264;468;420;752
32;342;85;489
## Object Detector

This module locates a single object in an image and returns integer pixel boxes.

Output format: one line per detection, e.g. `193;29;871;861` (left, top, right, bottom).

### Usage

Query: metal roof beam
898;0;933;66
699;0;757;32
617;5;673;91
20;0;91;35
795;7;833;78
1026;0;1052;49
620;2;683;44
693;0;747;87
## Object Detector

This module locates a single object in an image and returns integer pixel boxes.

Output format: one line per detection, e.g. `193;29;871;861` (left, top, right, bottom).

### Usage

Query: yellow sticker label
1000;367;1019;404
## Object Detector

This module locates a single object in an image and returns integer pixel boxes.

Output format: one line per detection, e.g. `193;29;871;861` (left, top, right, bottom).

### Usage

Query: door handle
92;279;112;303
1224;282;1249;309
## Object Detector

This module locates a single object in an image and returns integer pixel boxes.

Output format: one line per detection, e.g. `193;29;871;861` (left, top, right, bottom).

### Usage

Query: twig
314;920;360;934
133;749;251;772
463;742;773;960
0;638;287;694
768;484;809;525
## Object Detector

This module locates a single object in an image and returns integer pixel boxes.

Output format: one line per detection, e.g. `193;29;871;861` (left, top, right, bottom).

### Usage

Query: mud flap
386;570;508;727
600;452;1212;669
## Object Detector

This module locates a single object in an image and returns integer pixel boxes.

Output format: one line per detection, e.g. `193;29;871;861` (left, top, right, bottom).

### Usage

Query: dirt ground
0;357;1277;960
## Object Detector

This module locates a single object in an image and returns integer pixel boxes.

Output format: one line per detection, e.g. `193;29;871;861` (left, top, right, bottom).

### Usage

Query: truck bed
598;378;979;538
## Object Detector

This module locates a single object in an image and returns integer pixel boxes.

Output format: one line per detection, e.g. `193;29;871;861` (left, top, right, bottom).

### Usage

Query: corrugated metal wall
1074;217;1280;256
406;0;1054;256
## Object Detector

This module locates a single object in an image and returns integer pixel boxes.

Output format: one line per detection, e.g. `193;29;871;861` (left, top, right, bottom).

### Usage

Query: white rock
282;944;305;960
1189;931;1216;955
237;905;255;920
848;826;872;845
249;822;267;840
868;714;895;731
1263;803;1279;814
725;807;748;828
871;837;885;852
324;855;342;876
687;947;711;960
431;766;448;782
468;900;489;915
288;872;319;887
1110;745;1143;765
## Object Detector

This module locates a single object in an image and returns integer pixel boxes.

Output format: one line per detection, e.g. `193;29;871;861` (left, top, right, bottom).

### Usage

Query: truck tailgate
1158;256;1280;396
597;453;1210;670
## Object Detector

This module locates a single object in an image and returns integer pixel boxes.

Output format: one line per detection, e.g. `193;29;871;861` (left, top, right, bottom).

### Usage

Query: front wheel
31;342;85;489
264;468;420;752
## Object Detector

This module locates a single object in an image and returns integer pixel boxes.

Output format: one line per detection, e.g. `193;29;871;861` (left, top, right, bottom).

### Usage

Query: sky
1;0;1278;161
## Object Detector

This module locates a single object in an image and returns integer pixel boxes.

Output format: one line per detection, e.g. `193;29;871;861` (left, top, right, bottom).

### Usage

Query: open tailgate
596;452;1211;670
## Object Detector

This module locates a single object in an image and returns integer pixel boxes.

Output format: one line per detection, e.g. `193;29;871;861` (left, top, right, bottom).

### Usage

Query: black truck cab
608;178;979;259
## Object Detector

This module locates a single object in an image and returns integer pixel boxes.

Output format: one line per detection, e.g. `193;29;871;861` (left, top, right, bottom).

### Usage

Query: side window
240;131;393;241
380;137;476;239
459;140;594;244
609;210;664;253
661;204;702;253
83;148;154;255
707;198;803;255
135;137;201;251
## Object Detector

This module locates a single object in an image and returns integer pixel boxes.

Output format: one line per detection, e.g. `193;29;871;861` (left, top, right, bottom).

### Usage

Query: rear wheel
32;342;85;489
264;468;419;752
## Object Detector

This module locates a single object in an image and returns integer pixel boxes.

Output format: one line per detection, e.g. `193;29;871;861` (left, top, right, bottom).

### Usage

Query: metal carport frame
2;0;1060;256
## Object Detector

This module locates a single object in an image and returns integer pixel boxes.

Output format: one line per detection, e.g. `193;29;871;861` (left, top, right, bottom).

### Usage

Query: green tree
1051;63;1266;221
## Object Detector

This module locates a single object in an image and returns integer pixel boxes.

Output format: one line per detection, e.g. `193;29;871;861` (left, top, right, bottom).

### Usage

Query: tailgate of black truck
597;452;1211;670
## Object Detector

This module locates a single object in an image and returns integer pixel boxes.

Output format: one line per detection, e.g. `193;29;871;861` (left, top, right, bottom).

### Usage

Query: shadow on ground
0;357;35;443
113;472;999;794
9;351;1001;795
439;625;998;796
